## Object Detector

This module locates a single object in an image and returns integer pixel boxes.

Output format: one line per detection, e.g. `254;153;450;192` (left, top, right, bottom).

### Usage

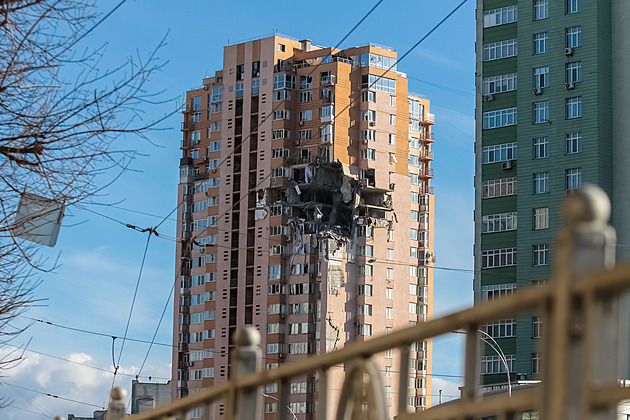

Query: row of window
483;134;581;168
483;26;581;62
481;243;549;268
484;61;581;95
484;97;582;129
481;353;542;375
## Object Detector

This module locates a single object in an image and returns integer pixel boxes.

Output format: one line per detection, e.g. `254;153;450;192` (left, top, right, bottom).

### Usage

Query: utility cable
2;382;105;410
112;231;153;389
2;343;169;380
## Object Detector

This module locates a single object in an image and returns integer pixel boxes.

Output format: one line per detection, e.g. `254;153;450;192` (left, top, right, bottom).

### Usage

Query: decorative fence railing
57;186;630;420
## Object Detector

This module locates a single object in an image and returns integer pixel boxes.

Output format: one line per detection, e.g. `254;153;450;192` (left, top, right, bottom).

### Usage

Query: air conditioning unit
188;361;195;367
533;87;543;95
362;139;369;145
502;160;514;170
565;82;575;90
200;248;205;253
369;121;376;127
565;47;574;57
279;353;286;359
483;94;494;102
202;156;208;161
299;120;304;126
294;139;301;146
203;86;209;91
280;313;287;319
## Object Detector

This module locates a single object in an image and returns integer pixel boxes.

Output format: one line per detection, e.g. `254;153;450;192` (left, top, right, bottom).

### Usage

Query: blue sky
2;0;475;418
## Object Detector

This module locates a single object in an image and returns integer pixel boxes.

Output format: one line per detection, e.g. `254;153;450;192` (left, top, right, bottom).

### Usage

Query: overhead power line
2;382;105;410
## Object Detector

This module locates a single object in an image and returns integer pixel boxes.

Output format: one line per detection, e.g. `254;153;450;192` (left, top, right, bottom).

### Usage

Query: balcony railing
95;186;630;420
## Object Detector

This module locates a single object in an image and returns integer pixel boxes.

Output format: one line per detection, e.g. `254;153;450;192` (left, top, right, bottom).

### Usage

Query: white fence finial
105;387;128;420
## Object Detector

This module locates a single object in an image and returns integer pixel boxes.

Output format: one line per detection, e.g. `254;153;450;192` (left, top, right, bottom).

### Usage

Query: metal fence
84;185;630;420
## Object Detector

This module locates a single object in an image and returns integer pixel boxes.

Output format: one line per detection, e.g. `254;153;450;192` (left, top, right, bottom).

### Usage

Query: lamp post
477;329;512;396
453;329;512;396
261;393;298;420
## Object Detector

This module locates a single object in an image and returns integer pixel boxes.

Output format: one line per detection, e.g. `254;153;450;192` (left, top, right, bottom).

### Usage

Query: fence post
105;388;128;420
232;327;262;420
543;185;617;420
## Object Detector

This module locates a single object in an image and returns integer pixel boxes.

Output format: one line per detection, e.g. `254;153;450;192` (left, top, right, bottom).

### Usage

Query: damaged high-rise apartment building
174;36;436;419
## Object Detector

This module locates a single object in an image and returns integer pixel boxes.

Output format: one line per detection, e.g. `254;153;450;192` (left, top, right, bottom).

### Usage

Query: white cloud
0;348;170;420
431;377;463;406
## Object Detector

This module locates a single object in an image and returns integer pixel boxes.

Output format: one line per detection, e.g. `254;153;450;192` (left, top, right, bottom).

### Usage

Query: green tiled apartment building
474;0;630;388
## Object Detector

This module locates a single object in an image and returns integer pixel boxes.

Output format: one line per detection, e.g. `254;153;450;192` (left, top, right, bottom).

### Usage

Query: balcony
422;113;435;125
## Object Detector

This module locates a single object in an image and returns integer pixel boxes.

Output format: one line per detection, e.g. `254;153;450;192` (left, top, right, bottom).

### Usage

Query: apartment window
362;130;376;142
410;229;418;240
533;137;548;159
235;81;244;98
386;307;393;319
533;172;549;194
483;39;518;61
300;75;313;90
358;284;373;296
298;129;312;141
533;208;549;230
411;192;419;203
191;130;201;143
191;149;200;159
251;78;259;95
385;366;392;377
191;96;201;111
359;264;373;277
483;108;517;129
482;177;517;198
300;91;312;102
386;268;394;280
357;324;372;336
362;91;376;103
482;212;518;233
358;304;373;316
566;97;582;119
210;87;222;103
274;90;291;101
567;26;582;48
278;43;285;52
534;102;549;124
299;110;312;122
484;319;516;338
532;316;542;338
532;353;541;374
321;105;334;119
272;148;288;158
390;95;396;106
482;142;517;164
321;87;331;99
566;168;582;190
361;148;375;160
272;129;290;139
273;74;295;90
566;132;582;154
389;114;396;125
481;355;516;374
362;110;376;122
481;249;517;269
483;73;517;95
533;244;549;266
534;33;548;55
534;66;549;89
534;0;548;19
363;74;396;93
567;0;581;14
389;133;396;145
483;5;518;28
566;62;582;84
191;112;201;123
273;110;290;120
386;288;393;299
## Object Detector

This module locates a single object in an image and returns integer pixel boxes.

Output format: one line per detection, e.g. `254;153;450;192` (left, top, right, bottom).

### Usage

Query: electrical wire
6;405;51;418
2;382;106;410
18;315;173;347
2;343;169;380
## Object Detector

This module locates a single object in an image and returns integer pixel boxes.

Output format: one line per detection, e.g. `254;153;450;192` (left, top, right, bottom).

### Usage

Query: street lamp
261;393;298;420
476;329;512;396
453;329;513;396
